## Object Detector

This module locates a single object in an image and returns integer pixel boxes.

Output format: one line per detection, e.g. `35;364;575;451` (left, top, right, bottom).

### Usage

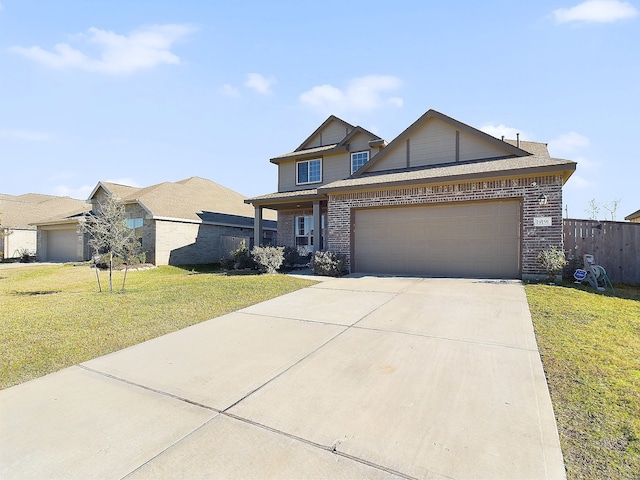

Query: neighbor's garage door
46;229;78;262
353;200;520;278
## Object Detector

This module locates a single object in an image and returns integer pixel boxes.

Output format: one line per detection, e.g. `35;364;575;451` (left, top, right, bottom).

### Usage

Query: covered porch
246;189;328;256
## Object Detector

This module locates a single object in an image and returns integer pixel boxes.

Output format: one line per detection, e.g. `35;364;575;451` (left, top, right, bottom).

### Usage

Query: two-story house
247;109;577;279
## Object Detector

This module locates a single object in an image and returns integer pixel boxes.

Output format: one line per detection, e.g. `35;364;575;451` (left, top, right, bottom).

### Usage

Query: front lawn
0;264;315;389
526;283;640;480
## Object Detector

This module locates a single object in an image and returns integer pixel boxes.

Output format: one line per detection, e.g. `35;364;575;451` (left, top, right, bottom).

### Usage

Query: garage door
353;200;520;278
46;229;79;262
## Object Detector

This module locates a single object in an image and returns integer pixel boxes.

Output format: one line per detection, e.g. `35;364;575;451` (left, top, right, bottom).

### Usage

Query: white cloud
53;184;94;199
244;73;276;95
221;83;241;98
299;75;403;114
0;3;4;12
548;131;590;154
0;128;53;141
480;124;528;140
9;24;195;74
565;174;595;189
553;0;638;24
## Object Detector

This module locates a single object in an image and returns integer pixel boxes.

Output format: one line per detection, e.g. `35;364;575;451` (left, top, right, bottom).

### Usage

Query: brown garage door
46;229;79;262
353;200;521;278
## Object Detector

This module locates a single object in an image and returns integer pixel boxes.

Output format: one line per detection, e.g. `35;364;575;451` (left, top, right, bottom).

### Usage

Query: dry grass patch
526;283;640;480
0;264;316;389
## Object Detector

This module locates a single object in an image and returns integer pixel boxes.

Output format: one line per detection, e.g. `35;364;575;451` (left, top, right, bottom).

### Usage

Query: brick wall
327;175;564;278
154;220;254;265
277;209;314;248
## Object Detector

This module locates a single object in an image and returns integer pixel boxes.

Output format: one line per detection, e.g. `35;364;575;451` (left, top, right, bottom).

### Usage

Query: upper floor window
351;151;369;174
296;158;322;185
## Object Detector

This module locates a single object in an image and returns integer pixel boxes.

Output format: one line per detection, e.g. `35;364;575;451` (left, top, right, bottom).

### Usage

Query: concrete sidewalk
0;276;565;479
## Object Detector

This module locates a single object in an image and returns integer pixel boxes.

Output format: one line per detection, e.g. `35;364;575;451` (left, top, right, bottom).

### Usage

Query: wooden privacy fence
563;219;640;285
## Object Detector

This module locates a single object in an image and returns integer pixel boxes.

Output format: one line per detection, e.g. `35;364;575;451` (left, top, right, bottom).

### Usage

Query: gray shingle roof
246;188;319;203
270;144;340;163
0;194;88;229
503;139;550;157
102;177;277;223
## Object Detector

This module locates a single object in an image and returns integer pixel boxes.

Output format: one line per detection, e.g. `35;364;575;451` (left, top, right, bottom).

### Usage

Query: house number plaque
533;217;552;227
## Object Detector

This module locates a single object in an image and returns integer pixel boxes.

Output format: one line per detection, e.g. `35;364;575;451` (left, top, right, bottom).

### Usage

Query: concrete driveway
0;276;565;479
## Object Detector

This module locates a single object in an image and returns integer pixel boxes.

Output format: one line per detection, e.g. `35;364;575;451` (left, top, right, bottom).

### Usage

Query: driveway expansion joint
78;364;220;413
222;411;419;480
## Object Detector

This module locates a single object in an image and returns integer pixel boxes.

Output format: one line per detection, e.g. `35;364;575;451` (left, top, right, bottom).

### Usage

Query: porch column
313;200;322;252
254;206;263;247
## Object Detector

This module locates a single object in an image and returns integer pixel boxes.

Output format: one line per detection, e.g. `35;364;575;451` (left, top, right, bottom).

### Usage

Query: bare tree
81;197;142;292
585;198;600;220
602;199;621;221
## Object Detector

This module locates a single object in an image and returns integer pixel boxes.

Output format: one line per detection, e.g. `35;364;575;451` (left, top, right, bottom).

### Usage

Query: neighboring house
624;209;640;222
34;177;277;265
247;109;577;279
0;193;88;260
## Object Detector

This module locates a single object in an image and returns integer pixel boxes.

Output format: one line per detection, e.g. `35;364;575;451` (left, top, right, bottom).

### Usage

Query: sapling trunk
109;251;113;292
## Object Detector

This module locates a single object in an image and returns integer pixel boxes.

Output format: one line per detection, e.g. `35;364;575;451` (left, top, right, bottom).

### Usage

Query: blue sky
0;0;638;220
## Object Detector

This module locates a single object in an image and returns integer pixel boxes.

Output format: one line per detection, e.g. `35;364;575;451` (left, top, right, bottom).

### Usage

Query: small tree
585;198;600;220
537;246;568;283
81;197;141;292
602;199;621;221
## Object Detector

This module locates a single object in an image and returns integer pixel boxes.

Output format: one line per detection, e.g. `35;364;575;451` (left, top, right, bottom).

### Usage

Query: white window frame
295;214;325;255
351;151;369;174
296;158;322;185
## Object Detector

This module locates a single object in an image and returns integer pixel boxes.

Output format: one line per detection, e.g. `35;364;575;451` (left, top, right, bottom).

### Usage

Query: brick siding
326;175;564;278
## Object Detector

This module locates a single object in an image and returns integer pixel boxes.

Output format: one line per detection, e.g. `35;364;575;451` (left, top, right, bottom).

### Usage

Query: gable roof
356;109;533;175
337;125;382;147
271;121;383;164
87;181;139;201
0;194;89;229
93;176;277;224
295;115;355;151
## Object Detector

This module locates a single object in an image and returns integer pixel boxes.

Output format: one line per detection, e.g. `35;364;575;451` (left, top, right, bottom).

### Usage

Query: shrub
222;240;256;270
281;246;300;270
312;251;347;277
220;257;235;270
17;248;34;263
251;246;284;274
537;246;568;283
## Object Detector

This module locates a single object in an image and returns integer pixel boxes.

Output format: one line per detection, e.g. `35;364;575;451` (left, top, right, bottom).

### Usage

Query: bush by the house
221;240;256;270
562;252;582;280
537;246;568;283
281;245;300;270
17;248;34;263
251;245;284;274
312;251;347;277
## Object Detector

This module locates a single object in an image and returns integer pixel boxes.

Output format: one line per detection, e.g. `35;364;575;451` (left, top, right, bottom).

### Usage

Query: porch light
538;194;548;206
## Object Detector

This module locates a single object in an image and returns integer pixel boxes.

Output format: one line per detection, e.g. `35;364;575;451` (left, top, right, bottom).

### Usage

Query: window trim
295;214;325;254
296;158;322;185
351;151;370;174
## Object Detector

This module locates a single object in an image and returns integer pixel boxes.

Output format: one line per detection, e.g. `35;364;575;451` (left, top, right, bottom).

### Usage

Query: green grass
526;282;640;480
0;264;315;389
